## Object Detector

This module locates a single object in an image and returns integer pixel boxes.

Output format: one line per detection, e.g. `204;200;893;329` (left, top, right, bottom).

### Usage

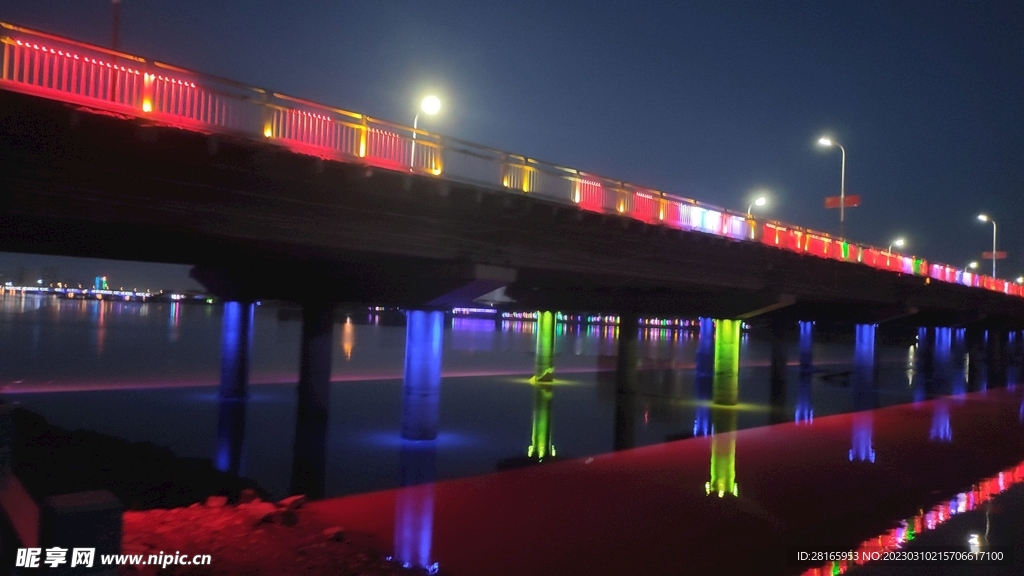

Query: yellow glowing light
263;125;273;138
142;100;152;113
617;202;625;213
420;95;441;116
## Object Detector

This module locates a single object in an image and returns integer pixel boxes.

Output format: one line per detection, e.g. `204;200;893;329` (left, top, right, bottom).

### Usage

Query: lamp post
887;237;905;253
411;95;440;169
977;214;997;277
746;195;767;217
817;136;847;239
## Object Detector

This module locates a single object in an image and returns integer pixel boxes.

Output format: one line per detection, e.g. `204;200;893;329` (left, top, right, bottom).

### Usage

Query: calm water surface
0;292;986;499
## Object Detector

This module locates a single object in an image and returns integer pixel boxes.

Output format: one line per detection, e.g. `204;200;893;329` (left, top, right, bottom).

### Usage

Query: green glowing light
707;406;738;498
528;383;555;460
533;310;555;382
841;241;850;260
713;319;740;406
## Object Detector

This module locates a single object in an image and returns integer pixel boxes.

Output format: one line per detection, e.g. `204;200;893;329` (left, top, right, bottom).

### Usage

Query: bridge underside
2;89;1023;327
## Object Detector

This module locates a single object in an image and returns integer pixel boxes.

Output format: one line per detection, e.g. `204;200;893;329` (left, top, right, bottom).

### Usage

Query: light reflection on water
0;292;1012;500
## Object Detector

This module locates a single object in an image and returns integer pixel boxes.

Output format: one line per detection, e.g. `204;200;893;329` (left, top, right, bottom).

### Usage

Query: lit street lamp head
1016;276;1024;284
893;238;905;248
754;196;767;207
420;95;441;116
977;214;989;222
817;137;833;147
969;261;979;270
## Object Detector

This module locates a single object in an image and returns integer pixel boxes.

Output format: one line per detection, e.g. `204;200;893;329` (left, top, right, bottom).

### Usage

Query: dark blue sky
3;0;1024;288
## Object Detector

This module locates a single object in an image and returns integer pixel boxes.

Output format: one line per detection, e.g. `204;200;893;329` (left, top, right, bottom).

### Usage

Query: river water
0;291;986;500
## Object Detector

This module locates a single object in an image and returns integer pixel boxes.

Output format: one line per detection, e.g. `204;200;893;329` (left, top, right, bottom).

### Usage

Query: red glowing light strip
799;461;1024;576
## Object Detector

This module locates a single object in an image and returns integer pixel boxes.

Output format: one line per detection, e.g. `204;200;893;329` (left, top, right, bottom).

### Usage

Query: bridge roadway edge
1;89;1023;327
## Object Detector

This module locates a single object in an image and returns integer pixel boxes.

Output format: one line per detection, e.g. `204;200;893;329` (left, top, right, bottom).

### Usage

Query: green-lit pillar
533;311;556;382
706;405;738;497
713;319;741;406
528;383;555;460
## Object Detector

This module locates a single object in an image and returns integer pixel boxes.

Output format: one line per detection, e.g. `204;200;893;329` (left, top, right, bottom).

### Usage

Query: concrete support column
394;442;438;572
987;329;1008;389
528;384;555;461
533;311;556;382
613;313;639;451
768;317;788;424
290;301;334;499
712;319;741;406
853;324;876;409
401;310;445;441
850;323;876;463
706;406;738;498
696;317;715;378
219;301;254;399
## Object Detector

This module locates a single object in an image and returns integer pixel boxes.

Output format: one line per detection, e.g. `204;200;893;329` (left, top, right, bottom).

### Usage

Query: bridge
3;21;1024;569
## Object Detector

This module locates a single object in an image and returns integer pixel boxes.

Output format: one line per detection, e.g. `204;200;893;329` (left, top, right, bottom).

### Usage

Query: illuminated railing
1;21;1020;299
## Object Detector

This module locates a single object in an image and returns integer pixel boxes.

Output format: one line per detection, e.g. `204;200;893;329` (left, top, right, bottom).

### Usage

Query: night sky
2;1;1024;289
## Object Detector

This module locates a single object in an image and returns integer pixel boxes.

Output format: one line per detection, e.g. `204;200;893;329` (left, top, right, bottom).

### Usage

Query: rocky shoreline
5;406;427;575
121;493;427;575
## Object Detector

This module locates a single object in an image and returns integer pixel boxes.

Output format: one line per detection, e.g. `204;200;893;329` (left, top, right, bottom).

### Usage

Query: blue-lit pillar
795;370;814;424
798;321;814;373
394;441;439;573
693;318;715;436
220;301;255;399
290;301;334;498
614;313;639;451
850;324;876;463
401;311;445;441
215;396;247;475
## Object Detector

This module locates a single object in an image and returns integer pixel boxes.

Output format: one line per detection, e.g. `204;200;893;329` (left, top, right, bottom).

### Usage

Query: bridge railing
2;21;1020;300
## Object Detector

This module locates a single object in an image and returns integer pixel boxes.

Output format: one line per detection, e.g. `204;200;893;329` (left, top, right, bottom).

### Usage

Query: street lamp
1016;276;1024;284
977;214;997;277
746;195;767;217
817;136;847;238
411;95;440;169
967;261;979;271
888;237;905;253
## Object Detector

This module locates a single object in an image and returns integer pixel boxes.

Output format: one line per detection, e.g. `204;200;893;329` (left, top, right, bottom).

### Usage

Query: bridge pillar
987;329;1008;389
613;313;639;451
394;440;438;573
290;301;334;499
798;321;814;373
850;324;877;463
215;396;247;475
401;310;445;441
706;406;738;497
528;383;555;461
533;311;556;382
219;301;255;399
693;318;715;436
966;326;986;392
712;319;741;406
769;317;788;424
